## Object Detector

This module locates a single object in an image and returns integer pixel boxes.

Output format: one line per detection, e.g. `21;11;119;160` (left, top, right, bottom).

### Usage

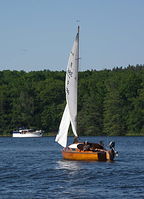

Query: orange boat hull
62;149;115;161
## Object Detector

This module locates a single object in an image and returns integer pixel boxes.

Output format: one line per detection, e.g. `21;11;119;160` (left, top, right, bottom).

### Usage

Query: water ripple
0;136;143;199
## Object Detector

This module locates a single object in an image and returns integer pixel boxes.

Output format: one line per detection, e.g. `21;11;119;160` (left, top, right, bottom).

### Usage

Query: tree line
0;65;144;136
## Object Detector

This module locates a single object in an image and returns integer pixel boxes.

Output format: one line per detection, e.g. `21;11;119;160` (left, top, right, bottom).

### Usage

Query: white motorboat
12;128;43;137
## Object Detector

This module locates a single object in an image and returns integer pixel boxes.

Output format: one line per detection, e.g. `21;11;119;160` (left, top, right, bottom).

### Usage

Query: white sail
66;28;79;137
55;27;79;147
55;104;70;147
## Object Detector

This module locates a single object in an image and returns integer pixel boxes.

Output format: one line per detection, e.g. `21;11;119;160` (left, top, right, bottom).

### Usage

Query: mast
77;25;80;63
76;26;80;135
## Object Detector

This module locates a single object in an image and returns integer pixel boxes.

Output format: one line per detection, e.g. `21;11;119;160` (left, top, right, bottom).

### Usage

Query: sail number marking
66;87;69;95
67;68;73;78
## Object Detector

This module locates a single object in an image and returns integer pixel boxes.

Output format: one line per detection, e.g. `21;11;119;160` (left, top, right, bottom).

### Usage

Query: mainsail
55;27;79;147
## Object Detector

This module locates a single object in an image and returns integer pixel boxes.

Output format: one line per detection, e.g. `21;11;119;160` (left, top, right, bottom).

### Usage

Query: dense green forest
0;65;144;136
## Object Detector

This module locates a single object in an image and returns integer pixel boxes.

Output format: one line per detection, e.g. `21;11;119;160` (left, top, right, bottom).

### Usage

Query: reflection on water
56;160;81;171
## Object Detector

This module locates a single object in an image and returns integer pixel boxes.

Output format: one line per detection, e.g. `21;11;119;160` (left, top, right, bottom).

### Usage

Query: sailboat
55;26;117;161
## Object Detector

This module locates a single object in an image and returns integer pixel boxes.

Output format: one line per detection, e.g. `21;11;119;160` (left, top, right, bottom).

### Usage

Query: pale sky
0;0;144;71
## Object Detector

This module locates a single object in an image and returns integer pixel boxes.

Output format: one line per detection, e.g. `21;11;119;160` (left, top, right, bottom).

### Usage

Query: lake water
0;136;144;199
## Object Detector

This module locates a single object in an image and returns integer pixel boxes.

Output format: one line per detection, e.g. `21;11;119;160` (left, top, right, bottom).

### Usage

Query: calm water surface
0;136;144;199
